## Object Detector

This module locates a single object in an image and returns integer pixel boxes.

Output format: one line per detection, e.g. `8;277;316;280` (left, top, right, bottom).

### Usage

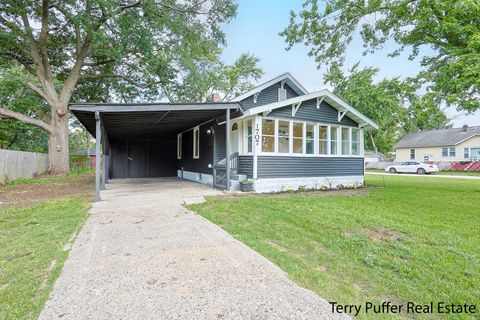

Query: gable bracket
291;102;302;116
359;123;368;128
263;110;272;117
316;96;325;109
338;110;347;122
253;92;260;104
280;79;286;89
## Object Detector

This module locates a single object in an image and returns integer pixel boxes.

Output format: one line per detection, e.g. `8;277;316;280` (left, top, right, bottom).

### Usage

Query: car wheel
417;168;426;175
389;168;397;174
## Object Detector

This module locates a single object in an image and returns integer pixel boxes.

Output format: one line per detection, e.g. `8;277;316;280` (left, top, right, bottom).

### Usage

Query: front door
127;141;148;178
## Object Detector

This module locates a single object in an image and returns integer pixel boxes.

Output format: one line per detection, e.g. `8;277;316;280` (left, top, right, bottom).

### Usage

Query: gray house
71;73;378;198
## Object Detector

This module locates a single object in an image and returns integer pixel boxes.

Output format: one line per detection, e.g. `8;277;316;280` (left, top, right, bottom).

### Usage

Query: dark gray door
127;141;148;178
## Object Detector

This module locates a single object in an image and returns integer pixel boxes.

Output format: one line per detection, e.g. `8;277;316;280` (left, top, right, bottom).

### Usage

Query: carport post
94;111;102;202
225;108;231;191
100;126;106;190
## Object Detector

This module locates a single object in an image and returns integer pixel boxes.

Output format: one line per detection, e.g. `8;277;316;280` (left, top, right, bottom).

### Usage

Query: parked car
385;161;439;174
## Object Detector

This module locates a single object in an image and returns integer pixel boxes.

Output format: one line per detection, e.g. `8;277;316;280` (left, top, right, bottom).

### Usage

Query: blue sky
220;0;480;127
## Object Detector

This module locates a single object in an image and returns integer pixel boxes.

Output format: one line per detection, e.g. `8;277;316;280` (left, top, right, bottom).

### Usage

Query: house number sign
255;123;260;146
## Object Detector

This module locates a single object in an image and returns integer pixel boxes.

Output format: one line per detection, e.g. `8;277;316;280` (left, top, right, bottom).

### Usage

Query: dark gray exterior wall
213;123;226;163
257;156;364;178
268;98;358;126
240;82;299;110
238;156;253;178
177;121;214;175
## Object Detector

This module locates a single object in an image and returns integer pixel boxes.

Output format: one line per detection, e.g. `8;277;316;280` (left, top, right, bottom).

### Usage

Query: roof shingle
394;126;480;148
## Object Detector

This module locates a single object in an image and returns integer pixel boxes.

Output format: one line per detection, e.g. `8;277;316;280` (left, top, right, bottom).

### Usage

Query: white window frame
243;119;253;155
464;147;470;159
241;115;362;158
305;123;315;155
277;119;290;154
193;126;200;159
410;148;415;160
292;121;304;154
261;118;276;153
177;134;182;159
449;147;456;157
351;128;360;156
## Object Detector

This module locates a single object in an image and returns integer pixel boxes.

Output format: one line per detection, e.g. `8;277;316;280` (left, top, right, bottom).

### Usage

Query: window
449;147;456;157
177;134;182;159
293;122;303;153
410;148;415;160
245;119;253;153
330;126;338;155
278;120;290;153
464;147;470;159
423;155;430;163
319;125;328;155
443;147;456;157
351;128;360;155
442;147;448;157
341;127;350;155
306;124;315;154
262;119;275;152
193;126;199;159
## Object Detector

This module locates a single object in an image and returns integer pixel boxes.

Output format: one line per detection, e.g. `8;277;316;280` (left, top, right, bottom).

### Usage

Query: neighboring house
71;73;378;195
394;125;480;163
364;151;388;163
71;147;96;168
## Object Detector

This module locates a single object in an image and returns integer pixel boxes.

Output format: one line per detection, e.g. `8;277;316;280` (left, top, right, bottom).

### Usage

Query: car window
411;162;419;165
401;162;409;165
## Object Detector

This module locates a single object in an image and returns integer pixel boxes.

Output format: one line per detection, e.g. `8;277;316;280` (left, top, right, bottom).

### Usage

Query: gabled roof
242;89;379;130
231;72;309;102
394;126;480;149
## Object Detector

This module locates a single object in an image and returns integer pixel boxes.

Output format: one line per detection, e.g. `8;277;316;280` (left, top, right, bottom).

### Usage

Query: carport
71;102;240;201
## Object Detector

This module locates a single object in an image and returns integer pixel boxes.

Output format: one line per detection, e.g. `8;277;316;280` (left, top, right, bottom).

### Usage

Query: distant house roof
394;126;480;149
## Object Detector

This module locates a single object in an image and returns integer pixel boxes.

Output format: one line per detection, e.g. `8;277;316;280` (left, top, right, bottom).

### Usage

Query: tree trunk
368;131;378;154
48;109;70;174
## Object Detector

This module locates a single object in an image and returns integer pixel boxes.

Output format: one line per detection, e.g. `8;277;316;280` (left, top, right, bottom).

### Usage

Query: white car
385;161;439;175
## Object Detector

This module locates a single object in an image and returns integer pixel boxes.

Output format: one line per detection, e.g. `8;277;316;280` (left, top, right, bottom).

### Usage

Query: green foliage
0;67;48;152
325;64;448;153
166;53;263;102
281;0;480;112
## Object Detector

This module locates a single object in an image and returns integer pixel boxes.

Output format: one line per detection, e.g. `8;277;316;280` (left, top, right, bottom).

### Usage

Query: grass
189;175;480;319
0;173;93;320
366;168;480;176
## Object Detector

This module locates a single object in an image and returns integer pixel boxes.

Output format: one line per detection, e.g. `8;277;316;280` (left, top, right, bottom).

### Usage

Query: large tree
0;0;237;174
165;53;263;103
325;64;449;154
281;0;480;112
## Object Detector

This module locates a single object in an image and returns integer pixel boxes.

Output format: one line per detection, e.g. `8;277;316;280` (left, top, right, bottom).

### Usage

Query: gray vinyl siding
238;156;253;178
257;156;364;178
268;98;358;126
214;123;226;163
240;82;299;110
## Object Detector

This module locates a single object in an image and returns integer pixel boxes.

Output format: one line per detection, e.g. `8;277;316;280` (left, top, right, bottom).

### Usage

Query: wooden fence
0;149;48;183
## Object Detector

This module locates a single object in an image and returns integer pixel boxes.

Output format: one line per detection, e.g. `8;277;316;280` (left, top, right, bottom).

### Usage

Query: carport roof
70;102;240;139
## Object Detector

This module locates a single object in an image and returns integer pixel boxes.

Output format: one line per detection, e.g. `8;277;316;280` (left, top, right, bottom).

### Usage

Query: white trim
243;89;379;130
316;96;324;109
178;170;212;185
193;126;200;159
291;102;302;116
253;92;260;104
338;110;347;122
177;133;182;159
253;175;364;193
454;133;480;145
231;73;309;102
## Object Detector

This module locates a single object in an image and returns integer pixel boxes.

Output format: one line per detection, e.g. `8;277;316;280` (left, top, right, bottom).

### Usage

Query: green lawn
0;173;93;320
189;175;480;319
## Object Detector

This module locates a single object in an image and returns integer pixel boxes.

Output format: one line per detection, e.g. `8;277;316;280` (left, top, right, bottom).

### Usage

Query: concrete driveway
40;177;347;320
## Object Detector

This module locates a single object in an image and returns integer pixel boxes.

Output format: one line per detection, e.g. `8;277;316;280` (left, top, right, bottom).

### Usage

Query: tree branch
0;106;54;134
24;81;55;106
79;73;162;89
82;59;116;67
39;0;53;81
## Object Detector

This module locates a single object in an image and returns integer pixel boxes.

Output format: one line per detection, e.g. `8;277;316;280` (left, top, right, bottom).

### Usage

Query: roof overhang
70;102;240;139
242;90;379;130
231;72;309;102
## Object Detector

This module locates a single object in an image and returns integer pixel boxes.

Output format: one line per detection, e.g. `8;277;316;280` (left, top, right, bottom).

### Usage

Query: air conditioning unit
278;88;287;101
